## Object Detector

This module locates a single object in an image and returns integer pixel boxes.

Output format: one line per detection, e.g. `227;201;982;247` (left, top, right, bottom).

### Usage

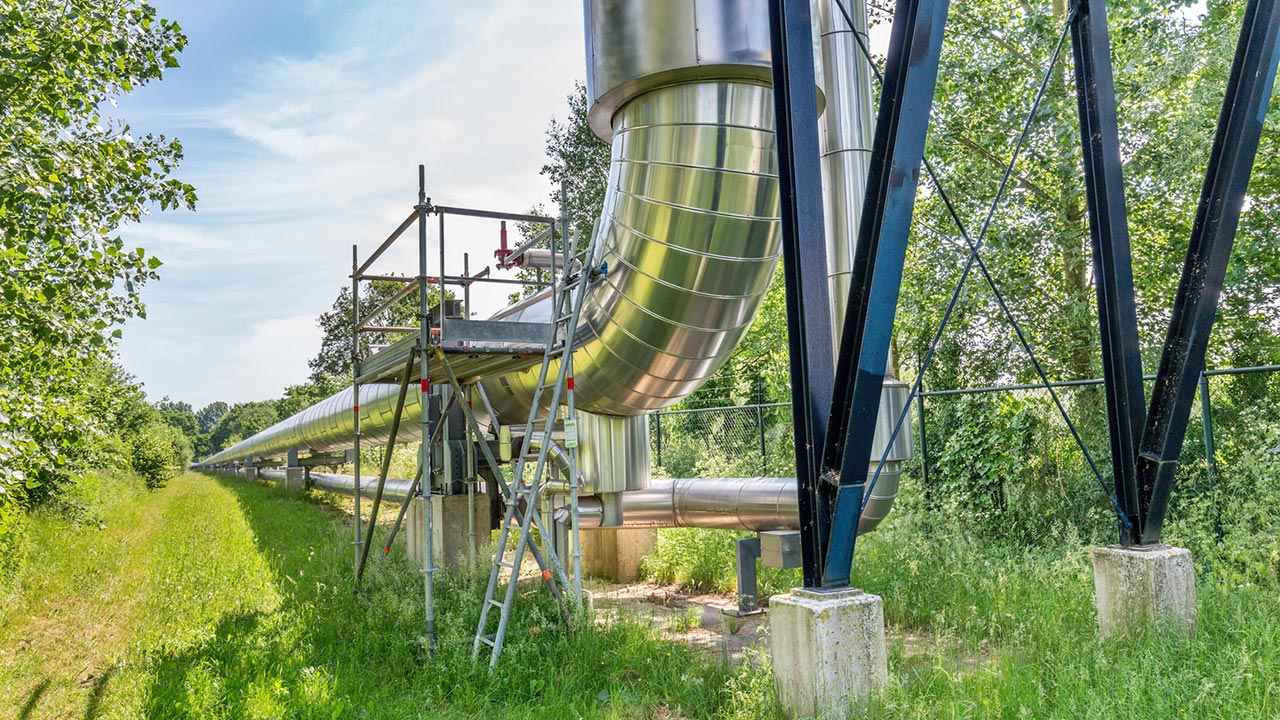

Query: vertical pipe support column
1070;0;1146;545
351;245;363;582
416;164;437;650
821;0;950;587
1136;0;1280;543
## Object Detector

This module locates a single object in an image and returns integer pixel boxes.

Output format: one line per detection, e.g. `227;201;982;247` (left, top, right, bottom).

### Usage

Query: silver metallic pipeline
198;0;909;539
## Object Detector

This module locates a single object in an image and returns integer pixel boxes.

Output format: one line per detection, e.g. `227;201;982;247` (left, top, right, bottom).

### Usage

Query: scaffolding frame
347;164;581;654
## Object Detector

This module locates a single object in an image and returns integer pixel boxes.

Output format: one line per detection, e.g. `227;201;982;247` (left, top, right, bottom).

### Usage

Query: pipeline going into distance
197;0;911;535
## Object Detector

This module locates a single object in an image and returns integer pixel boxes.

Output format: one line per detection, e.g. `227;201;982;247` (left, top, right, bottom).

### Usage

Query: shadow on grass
18;678;49;720
137;473;738;719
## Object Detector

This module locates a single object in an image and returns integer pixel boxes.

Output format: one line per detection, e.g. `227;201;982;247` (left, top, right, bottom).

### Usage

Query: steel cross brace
1069;0;1147;544
767;0;838;589
819;0;950;588
769;0;949;589
1135;0;1280;544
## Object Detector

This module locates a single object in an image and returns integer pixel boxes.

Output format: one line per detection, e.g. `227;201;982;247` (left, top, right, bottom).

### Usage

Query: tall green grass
649;516;1280;718
1;472;749;719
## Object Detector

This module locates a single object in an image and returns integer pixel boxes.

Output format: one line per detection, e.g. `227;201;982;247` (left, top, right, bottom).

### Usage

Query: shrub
131;422;191;489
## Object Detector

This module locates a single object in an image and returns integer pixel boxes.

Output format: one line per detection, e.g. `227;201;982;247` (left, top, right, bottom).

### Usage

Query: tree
308;280;434;383
0;1;194;512
507;83;613;303
276;378;341;419
155;397;198;439
195;401;229;434
207;401;279;454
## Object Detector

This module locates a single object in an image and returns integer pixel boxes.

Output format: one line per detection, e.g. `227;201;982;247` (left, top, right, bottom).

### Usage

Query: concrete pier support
406;494;489;571
1093;544;1196;637
243;467;258;482
283;467;306;492
579;527;657;582
769;588;886;719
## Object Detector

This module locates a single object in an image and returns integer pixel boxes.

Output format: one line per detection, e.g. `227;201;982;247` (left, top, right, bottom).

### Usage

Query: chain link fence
650;365;1280;547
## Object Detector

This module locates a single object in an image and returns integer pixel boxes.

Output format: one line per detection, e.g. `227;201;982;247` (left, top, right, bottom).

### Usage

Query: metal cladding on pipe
481;0;780;420
481;80;782;419
259;470;417;503
816;0;876;345
573;469;900;533
202;384;425;466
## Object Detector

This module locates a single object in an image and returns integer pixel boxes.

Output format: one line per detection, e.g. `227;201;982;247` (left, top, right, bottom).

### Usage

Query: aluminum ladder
471;225;601;667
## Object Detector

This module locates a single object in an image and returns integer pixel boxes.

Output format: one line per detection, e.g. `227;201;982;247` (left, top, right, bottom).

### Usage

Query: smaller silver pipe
260;470;417;503
571;471;900;533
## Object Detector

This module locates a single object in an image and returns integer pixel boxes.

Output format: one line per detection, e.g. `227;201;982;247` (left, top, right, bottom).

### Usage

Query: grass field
0;473;740;719
3;471;1279;718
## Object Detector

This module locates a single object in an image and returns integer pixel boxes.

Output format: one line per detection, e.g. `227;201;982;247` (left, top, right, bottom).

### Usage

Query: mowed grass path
0;473;736;719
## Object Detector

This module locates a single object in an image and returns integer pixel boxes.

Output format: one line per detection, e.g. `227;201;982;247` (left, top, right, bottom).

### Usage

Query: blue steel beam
767;0;837;588
820;0;950;587
1136;0;1280;544
1069;0;1147;545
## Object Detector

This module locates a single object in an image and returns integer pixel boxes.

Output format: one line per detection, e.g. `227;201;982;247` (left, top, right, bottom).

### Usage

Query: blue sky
115;0;584;409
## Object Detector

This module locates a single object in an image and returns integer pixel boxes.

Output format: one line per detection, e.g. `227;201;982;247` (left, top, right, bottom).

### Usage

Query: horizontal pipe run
508;226;554;263
570;472;899;534
260;470;417;503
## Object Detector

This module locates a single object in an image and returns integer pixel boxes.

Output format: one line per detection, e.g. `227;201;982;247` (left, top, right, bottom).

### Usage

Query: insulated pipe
570;468;901;533
816;0;876;344
259;470;417;503
480;78;781;419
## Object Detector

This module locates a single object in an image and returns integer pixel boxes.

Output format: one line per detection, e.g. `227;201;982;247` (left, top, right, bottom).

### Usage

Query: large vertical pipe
814;0;913;535
816;0;876;349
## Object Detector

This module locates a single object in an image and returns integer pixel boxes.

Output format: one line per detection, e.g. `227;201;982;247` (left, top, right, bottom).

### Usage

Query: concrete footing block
243;467;258;482
769;588;886;719
579;527;657;582
284;467;306;492
1093;544;1196;637
406;494;489;571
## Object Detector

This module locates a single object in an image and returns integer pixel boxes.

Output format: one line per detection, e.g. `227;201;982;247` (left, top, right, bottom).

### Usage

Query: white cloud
119;0;586;408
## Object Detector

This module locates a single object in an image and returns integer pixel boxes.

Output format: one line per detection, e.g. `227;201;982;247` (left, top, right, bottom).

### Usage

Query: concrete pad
406;494;489;571
284;467;306;492
770;588;886;719
1093;544;1196;637
243;467;258;482
579;527;657;582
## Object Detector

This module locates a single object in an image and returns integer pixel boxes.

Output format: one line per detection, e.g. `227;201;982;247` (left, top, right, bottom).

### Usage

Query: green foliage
207;402;279;454
195;401;229;434
308;280;437;383
130;422;191;489
0;0;191;578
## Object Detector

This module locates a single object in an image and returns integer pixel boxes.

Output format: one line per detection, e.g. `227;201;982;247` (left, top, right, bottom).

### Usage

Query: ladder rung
479;635;496;647
487;598;505;608
497;560;514;570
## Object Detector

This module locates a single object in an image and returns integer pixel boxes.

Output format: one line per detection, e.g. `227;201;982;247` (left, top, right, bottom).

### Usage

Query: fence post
917;393;930;515
757;403;767;474
655;412;663;467
1199;372;1222;542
